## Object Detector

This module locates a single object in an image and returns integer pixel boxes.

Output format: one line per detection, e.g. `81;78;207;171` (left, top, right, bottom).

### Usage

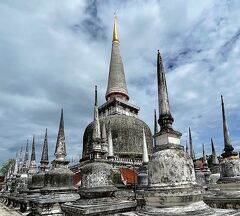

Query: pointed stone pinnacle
93;90;101;140
30;135;36;162
154;109;158;135
107;121;114;158
189;127;194;160
221;95;237;158
211;138;219;165
95;85;98;106
23;140;29;167
157;50;177;134
142;127;149;164
41;128;49;164
106;16;129;101
54;109;67;161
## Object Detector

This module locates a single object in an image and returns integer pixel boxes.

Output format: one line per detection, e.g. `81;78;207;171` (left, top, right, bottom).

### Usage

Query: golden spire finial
113;13;119;42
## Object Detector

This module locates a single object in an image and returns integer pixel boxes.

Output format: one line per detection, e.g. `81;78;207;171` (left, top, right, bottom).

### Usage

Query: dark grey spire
157;50;175;133
189;127;194;160
95;85;98;106
186;140;189;154
23;140;29;168
211;138;219;165
153;109;158;147
154;109;158;135
29;135;37;174
41;128;49;164
39;128;49;172
54;109;67;161
105;15;129;101
94;85;99;121
221;95;237;158
30;135;36;162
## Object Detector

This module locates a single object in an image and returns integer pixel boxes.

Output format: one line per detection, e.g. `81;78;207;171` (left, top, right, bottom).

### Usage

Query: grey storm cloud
0;0;240;165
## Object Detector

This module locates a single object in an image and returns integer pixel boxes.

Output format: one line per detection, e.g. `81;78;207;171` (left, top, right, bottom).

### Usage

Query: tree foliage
0;159;15;176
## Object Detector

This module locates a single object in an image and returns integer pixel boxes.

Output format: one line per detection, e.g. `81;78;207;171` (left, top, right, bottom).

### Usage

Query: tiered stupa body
82;16;153;165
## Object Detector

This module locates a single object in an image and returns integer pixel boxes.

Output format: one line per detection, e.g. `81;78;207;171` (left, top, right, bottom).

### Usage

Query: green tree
0;159;15;176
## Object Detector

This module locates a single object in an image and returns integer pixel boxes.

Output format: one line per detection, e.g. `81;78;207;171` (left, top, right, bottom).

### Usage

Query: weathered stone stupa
30;110;79;216
204;96;240;209
82;15;153;164
143;50;210;214
61;88;137;215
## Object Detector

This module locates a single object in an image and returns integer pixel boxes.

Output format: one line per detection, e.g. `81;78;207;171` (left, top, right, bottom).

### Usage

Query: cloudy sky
0;0;239;165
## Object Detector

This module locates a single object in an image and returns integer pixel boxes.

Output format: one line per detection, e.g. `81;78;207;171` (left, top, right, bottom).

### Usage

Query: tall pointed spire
142;127;149;164
94;85;99;121
105;14;129;101
221;95;237;158
29;135;37;174
93;86;101;140
40;128;49;167
23;140;29;168
211;138;219;165
157;50;174;133
30;135;36;162
107;122;114;158
54;109;67;161
189;127;194;160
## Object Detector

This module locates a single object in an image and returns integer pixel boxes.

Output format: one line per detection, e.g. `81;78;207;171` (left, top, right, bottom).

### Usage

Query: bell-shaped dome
82;115;153;159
